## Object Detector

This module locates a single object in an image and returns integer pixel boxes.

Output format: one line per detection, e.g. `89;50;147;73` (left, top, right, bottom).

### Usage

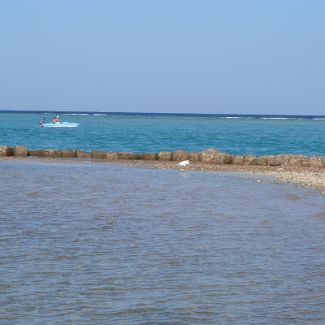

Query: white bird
178;160;190;167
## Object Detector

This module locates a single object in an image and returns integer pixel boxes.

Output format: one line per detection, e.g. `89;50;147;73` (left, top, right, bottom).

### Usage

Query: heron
178;160;190;167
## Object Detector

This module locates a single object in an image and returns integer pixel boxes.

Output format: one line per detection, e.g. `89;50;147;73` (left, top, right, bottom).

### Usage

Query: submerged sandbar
1;144;325;194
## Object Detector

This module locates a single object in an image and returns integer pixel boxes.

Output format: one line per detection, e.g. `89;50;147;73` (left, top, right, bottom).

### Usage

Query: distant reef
1;145;325;168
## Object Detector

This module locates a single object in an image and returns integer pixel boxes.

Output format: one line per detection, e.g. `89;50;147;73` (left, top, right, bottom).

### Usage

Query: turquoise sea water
1;111;325;155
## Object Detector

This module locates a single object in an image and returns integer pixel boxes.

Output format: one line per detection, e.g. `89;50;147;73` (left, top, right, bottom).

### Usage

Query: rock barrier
1;146;325;168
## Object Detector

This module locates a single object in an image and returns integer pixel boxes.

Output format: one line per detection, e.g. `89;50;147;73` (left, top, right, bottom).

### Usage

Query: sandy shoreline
2;156;325;194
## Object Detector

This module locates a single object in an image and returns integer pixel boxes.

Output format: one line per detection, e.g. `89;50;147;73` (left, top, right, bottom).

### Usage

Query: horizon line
0;109;324;118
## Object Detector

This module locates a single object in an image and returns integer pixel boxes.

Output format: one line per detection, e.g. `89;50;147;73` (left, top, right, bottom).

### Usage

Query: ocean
1;111;325;323
1;111;325;155
0;160;324;323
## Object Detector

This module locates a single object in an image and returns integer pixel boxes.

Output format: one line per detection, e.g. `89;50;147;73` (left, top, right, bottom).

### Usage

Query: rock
223;154;234;164
75;150;91;158
309;156;325;168
143;153;158;160
276;155;293;166
91;151;107;159
28;150;41;156
256;156;269;166
158;151;172;161
0;146;7;156
7;147;14;156
233;155;244;165
106;152;118;160
47;150;60;157
13;146;28;156
28;149;61;157
188;152;201;162
286;155;310;167
0;146;12;156
317;157;325;167
243;156;258;166
201;149;219;162
201;149;234;164
45;150;61;157
51;150;62;157
267;156;282;166
117;152;143;160
171;150;190;161
60;150;75;158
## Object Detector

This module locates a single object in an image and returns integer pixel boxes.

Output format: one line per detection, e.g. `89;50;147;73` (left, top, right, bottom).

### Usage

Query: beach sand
111;159;325;194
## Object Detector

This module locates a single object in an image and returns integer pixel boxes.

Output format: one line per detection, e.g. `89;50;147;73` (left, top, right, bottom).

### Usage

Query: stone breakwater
1;145;325;168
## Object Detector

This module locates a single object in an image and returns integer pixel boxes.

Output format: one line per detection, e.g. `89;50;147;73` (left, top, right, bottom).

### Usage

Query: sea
1;111;325;155
1;111;325;324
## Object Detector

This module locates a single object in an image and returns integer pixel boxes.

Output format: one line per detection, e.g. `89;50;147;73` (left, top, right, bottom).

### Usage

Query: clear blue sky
0;0;324;114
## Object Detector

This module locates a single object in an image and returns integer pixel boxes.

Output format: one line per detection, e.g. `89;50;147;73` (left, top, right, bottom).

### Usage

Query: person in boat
40;117;46;127
52;115;62;123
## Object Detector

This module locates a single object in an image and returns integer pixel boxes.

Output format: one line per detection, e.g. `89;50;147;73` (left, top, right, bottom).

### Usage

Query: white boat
42;122;79;128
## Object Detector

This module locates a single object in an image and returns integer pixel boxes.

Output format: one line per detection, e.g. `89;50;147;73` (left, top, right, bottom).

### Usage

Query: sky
0;0;324;115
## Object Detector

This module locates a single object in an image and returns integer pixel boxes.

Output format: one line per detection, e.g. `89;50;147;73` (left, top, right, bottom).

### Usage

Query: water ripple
0;160;324;323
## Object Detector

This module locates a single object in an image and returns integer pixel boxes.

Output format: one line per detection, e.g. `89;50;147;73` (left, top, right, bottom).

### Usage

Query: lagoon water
0;160;325;324
1;111;325;155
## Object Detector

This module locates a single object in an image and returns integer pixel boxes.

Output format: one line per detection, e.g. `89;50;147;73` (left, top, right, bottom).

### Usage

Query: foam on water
43;122;79;128
0;160;325;323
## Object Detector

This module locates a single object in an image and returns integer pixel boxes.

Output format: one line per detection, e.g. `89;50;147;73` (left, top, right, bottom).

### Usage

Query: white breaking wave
261;117;294;120
63;113;89;116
